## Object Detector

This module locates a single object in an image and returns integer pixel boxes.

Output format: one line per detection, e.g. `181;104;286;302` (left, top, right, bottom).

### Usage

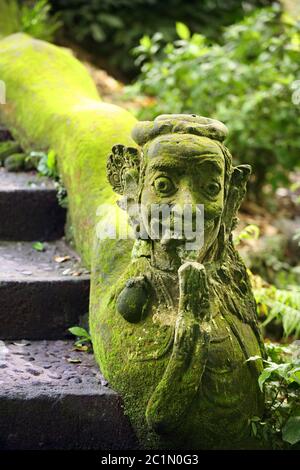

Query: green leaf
29;151;46;158
47;149;56;171
290;368;300;385
97;13;123;29
32;242;45;252
246;355;262;362
251;421;257;436
176;22;190;40
258;371;271;391
37;153;49;176
90;23;105;42
68;326;91;339
282;416;300;445
140;35;152;49
237;224;260;243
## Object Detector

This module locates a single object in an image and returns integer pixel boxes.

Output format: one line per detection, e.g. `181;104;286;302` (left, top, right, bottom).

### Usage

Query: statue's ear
107;144;140;198
231;164;251;187
223;164;251;234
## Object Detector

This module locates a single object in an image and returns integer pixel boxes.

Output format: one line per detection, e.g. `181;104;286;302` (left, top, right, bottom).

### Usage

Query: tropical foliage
249;342;300;449
50;0;267;76
0;0;61;41
128;5;300;195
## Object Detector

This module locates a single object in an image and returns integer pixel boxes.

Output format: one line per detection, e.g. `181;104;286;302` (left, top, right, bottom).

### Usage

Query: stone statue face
140;134;225;258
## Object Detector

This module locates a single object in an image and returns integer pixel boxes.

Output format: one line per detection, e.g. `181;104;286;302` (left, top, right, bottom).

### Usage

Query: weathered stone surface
0;240;90;339
0;340;137;449
0;168;65;241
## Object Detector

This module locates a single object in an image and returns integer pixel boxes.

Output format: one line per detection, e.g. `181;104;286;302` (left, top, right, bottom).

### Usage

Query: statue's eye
153;176;176;195
205;181;221;197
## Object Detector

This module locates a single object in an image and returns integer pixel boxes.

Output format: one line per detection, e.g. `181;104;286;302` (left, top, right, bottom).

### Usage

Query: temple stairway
0;167;137;449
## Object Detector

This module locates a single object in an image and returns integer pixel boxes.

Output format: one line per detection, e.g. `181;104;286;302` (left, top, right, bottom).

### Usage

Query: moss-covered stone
0;33;136;266
90;114;266;449
4;153;27;171
0;140;21;164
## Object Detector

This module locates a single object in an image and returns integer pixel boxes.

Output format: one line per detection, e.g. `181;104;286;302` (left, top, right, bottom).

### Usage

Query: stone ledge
0;241;90;339
0;340;137;450
0;168;56;191
0;168;66;241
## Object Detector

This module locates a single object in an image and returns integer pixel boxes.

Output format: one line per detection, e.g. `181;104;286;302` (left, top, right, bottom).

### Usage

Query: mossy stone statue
90;114;266;449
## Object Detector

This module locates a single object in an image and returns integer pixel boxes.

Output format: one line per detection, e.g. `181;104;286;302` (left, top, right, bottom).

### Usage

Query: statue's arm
146;262;211;433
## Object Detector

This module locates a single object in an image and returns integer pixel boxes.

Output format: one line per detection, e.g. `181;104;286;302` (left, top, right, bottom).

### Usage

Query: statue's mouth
159;230;205;254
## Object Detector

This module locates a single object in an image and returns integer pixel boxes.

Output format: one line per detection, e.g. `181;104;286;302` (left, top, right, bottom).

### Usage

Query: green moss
0;140;21;164
0;33;137;266
4;152;26;171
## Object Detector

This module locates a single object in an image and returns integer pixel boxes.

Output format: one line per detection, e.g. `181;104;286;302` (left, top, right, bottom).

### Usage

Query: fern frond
254;286;300;338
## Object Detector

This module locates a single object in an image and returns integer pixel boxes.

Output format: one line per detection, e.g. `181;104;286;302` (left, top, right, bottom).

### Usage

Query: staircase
0;167;137;450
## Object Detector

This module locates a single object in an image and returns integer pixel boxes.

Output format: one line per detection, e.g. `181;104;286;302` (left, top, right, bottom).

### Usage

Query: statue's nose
177;186;197;207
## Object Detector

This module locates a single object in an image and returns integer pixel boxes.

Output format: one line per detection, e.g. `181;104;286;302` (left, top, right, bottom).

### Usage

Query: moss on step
0;140;21;164
4;153;27;171
0;33;136;266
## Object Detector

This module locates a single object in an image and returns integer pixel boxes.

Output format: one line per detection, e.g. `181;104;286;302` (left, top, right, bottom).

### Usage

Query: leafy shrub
233;224;260;245
128;5;300;196
249;342;300;449
235;227;300;339
68;326;92;352
35;149;58;178
0;0;61;41
50;0;267;77
254;283;300;338
35;149;68;208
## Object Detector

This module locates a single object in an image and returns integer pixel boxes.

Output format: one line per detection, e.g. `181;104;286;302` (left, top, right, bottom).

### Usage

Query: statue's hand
178;261;210;322
146;261;211;433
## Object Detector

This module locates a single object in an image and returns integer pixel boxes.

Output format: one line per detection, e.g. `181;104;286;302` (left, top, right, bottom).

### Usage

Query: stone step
0;340;137;450
0;168;66;241
0;240;90;340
